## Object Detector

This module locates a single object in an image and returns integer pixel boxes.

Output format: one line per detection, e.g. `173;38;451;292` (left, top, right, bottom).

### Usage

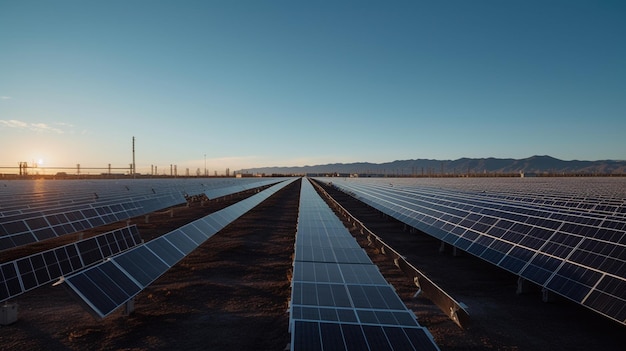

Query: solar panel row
63;178;297;319
290;178;439;351
413;178;626;219
0;225;141;302
0;178;287;216
322;177;626;326
0;193;180;251
0;178;288;222
0;179;184;217
0;178;285;251
203;178;283;199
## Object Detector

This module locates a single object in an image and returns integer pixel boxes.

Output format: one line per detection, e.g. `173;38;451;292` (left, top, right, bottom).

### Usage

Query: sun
37;159;44;166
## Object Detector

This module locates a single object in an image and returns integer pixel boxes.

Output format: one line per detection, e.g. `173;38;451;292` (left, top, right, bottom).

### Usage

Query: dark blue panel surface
113;246;168;287
146;239;184;267
163;229;196;254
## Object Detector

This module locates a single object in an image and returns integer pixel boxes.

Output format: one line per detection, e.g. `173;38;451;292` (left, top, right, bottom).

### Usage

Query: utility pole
132;136;136;178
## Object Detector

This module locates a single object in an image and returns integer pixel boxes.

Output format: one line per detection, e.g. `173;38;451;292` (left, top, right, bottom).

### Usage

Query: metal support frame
123;298;135;316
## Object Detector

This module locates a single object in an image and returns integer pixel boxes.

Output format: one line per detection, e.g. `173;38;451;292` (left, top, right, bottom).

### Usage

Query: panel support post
542;288;557;303
516;277;532;295
123;298;135;316
452;246;461;257
439;241;446;253
413;276;422;298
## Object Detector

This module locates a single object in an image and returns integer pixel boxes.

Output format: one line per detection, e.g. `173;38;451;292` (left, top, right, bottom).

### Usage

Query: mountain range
237;156;626;176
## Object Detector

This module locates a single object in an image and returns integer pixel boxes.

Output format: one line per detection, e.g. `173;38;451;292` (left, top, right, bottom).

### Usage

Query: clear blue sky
1;0;625;174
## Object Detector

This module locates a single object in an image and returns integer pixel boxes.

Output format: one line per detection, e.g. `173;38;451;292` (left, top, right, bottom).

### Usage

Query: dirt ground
1;178;625;350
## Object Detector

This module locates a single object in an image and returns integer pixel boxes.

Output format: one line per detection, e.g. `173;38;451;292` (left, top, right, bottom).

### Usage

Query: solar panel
0;225;141;302
144;238;184;267
320;177;626;326
63;178;298;319
67;260;142;315
292;321;439;351
295;246;371;264
290;178;440;351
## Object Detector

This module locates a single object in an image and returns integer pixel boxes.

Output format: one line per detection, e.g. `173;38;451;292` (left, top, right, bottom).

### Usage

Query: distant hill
237;155;626;176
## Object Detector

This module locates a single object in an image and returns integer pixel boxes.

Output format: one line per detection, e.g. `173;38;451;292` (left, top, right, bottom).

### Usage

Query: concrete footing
0;303;18;325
